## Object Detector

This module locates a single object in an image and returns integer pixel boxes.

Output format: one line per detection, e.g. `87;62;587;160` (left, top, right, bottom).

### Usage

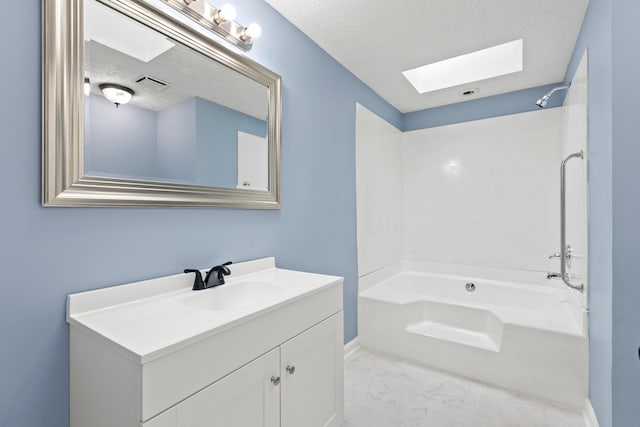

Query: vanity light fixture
213;3;236;24
241;23;262;41
84;78;91;96
164;0;262;51
99;83;134;107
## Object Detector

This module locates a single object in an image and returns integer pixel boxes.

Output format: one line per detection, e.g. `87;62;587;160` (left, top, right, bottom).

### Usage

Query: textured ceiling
265;0;589;112
85;0;268;119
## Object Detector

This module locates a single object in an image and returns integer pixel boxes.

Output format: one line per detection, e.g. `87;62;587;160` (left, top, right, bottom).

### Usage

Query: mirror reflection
83;0;270;191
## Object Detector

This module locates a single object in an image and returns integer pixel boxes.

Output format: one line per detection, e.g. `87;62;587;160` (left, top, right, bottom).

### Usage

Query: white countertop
67;258;343;363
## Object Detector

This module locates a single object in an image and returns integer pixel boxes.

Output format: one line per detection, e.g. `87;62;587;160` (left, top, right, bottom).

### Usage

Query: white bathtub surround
67;258;344;427
356;103;569;280
355;103;403;277
402;108;563;273
358;262;587;408
560;51;589;307
343;349;584;427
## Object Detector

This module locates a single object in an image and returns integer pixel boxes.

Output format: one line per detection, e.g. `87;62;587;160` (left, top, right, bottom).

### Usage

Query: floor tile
343;349;583;427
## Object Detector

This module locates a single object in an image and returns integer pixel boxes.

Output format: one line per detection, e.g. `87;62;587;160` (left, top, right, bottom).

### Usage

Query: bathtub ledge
407;320;501;352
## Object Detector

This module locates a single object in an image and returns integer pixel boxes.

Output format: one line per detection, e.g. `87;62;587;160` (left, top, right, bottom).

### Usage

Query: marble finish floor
342;349;584;427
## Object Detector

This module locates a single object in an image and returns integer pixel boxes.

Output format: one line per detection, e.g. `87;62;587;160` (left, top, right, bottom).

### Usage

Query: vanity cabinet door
175;348;280;427
280;312;344;427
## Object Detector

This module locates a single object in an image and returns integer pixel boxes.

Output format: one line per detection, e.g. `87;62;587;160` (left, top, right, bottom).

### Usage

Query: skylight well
85;0;175;62
403;39;524;94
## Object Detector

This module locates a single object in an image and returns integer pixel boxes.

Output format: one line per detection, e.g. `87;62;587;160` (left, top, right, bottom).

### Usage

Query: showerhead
536;85;570;108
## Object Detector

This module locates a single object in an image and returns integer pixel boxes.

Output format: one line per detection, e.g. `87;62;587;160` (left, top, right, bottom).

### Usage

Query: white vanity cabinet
67;258;344;427
157;348;280;427
146;313;343;427
281;313;344;427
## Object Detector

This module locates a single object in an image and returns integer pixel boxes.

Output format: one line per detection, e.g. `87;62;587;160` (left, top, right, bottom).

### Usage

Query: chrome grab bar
560;150;584;292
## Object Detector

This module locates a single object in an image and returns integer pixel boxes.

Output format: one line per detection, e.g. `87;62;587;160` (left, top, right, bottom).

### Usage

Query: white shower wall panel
402;109;564;273
355;104;404;276
561;52;589;307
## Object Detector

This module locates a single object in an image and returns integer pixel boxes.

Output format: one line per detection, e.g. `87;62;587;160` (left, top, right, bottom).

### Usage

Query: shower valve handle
549;249;572;260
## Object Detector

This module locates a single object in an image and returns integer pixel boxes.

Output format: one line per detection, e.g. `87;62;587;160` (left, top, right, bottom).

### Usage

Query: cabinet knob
270;376;281;386
286;365;296;375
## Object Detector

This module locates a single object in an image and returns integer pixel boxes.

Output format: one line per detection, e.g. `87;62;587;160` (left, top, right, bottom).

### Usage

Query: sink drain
465;282;476;292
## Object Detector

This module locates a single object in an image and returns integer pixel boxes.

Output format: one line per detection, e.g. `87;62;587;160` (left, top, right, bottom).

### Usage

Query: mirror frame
42;0;281;208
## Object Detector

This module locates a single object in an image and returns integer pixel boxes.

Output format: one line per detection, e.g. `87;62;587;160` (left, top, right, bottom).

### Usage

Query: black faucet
184;261;232;291
205;261;233;287
183;269;206;290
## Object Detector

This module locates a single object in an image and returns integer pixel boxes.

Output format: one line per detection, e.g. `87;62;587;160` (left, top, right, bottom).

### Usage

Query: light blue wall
0;1;401;426
563;0;613;425
157;98;197;183
86;94;158;178
194;97;266;187
611;0;640;425
402;83;565;131
87;95;266;186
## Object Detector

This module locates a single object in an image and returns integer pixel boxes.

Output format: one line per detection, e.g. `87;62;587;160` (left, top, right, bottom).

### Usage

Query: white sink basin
181;281;286;311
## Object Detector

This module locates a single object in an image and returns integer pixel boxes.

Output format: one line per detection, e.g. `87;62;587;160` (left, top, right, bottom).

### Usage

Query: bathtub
358;261;588;408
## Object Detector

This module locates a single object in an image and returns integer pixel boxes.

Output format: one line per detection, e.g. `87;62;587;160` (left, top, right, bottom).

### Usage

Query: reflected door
237;131;268;191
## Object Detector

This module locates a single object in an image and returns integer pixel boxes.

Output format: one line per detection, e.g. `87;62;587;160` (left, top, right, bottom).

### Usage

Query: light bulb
214;3;236;23
244;22;262;40
99;84;134;107
84;78;91;96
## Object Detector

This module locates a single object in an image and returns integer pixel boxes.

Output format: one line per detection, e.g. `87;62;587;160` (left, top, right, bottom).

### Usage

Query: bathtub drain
465;282;476;292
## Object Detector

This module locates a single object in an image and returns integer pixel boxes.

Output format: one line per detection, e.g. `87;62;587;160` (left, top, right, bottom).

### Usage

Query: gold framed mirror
42;0;281;208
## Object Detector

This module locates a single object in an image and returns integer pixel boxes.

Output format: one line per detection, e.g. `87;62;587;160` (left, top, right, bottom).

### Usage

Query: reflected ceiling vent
135;75;171;91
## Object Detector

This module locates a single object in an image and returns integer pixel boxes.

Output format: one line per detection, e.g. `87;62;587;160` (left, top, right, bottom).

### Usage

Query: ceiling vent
134;75;171;91
459;87;480;97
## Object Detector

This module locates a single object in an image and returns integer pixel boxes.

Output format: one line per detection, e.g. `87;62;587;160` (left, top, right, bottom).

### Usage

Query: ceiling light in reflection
444;159;462;176
99;83;134;107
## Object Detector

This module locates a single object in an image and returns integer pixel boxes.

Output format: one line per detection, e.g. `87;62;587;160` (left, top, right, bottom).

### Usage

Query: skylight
403;39;523;94
85;0;175;63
